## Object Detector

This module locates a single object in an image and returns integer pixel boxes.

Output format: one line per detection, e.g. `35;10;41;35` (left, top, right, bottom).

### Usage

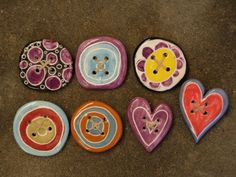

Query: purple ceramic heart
127;97;173;152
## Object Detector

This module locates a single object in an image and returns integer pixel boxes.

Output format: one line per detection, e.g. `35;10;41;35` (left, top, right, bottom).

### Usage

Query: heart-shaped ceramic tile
127;97;173;152
179;79;229;143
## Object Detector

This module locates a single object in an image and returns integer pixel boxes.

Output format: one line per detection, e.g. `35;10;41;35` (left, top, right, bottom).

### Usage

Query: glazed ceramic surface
128;97;173;152
134;38;186;91
76;36;127;89
71;101;123;152
179;79;229;143
19;39;73;91
13;101;69;156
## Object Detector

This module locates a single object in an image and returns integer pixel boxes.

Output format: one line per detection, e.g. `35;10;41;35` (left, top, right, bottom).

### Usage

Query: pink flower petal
149;82;160;88
137;60;145;72
177;60;183;69
142;47;153;58
162;77;173;87
155;42;168;50
172;48;180;58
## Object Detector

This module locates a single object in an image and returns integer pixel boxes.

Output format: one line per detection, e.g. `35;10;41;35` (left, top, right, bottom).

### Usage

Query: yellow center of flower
145;48;176;83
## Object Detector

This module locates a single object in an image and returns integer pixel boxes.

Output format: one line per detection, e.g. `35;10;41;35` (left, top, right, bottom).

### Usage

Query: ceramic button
127;97;172;152
71;101;123;152
179;79;229;143
134;38;186;91
19;39;73;91
76;36;127;89
13;101;69;156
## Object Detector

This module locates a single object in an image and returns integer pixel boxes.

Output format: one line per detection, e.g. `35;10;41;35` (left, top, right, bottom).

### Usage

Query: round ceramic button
76;36;127;89
19;39;73;91
134;38;186;91
13;101;69;156
71;101;123;152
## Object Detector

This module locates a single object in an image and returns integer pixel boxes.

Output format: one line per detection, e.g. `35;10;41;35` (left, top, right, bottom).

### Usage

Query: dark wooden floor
0;0;235;177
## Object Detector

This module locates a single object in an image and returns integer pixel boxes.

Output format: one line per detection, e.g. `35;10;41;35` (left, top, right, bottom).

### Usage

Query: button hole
190;110;194;113
205;102;208;106
143;126;146;129
166;67;170;72
203;111;208;115
92;71;97;75
48;127;52;131
151;55;155;60
153;70;158;74
86;129;89;132
101;132;104;135
163;53;168;57
32;133;36;137
105;71;109;75
191;100;195;104
143;116;146;119
93;56;97;60
104;56;109;60
155;129;158;133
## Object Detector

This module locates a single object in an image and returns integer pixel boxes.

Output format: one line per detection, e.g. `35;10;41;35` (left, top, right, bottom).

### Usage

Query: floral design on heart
179;79;229;143
127;97;173;152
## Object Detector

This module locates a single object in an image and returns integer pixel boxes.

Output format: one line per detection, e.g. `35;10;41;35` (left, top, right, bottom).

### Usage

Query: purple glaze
19;39;73;91
149;82;160;88
142;47;153;58
162;77;173;87
62;68;73;82
46;52;58;65
177;60;183;69
75;36;127;89
45;76;61;91
155;42;168;50
172;48;180;58
42;39;59;50
60;48;72;64
19;60;28;69
26;65;46;86
127;97;173;152
137;60;145;72
27;47;43;63
173;71;179;77
141;73;147;82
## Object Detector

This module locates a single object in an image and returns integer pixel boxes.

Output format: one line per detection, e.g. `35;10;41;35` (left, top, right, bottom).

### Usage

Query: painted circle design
71;101;123;152
134;38;186;91
13;101;69;156
76;36;127;89
19;39;73;91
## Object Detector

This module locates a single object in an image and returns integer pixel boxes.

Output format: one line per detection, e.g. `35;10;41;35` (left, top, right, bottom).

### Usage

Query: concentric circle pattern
71;101;123;152
76;36;127;89
13;101;69;156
